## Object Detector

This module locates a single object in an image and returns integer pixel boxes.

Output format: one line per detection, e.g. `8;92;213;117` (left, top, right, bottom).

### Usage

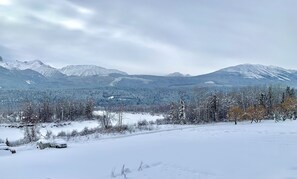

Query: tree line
165;86;297;124
20;98;95;124
1;85;296;126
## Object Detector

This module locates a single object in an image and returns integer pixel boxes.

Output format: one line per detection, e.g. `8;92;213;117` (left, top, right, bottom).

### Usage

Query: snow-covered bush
57;131;67;137
8;138;30;147
45;130;53;139
24;126;40;142
71;130;79;137
80;127;94;135
137;120;149;126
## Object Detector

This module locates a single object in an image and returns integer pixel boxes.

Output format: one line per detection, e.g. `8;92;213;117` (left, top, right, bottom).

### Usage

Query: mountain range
0;57;296;89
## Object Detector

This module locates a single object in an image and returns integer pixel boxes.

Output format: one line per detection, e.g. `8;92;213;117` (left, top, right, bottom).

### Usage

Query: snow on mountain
219;64;296;81
59;65;128;77
0;58;127;78
25;80;34;85
167;72;191;77
0;60;63;78
109;77;152;86
204;81;215;84
1;57;297;89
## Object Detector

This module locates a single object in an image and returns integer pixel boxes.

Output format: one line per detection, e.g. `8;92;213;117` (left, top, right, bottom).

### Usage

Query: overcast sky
0;0;297;75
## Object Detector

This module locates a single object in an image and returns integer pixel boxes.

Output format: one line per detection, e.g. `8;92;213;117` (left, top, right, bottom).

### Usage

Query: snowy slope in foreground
2;120;297;179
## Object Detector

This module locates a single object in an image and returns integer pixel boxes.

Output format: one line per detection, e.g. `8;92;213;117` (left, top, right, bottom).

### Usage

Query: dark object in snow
0;142;16;155
37;139;67;150
5;138;10;147
37;140;51;150
50;139;67;148
10;149;16;154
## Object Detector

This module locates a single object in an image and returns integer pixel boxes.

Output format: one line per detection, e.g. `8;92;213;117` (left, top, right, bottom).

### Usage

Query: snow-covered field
93;111;163;125
0;112;163;141
2;120;297;179
0;126;24;141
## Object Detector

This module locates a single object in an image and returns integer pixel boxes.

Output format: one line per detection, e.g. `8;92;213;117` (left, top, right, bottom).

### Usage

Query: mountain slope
167;72;191;77
0;59;297;89
126;64;297;88
59;65;128;77
0;60;64;78
0;66;48;89
218;64;296;81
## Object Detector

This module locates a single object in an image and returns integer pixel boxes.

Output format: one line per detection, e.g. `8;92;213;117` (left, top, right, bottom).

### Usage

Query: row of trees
21;99;94;124
228;95;297;124
0;87;186;115
166;86;297;125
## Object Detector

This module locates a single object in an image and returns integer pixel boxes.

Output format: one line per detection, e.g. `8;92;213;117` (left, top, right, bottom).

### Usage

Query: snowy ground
92;111;163;125
0;112;163;141
0;126;24;141
1;120;297;179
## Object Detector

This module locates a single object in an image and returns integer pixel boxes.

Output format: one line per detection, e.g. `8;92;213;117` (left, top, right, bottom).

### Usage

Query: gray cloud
0;0;297;75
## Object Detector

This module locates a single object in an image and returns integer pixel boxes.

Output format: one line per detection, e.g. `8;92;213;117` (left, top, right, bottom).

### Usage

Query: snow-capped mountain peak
0;59;63;78
0;58;128;78
59;65;128;77
219;64;296;81
167;72;191;77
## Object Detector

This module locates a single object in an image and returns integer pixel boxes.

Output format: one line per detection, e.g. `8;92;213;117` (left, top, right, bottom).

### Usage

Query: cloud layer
0;0;297;75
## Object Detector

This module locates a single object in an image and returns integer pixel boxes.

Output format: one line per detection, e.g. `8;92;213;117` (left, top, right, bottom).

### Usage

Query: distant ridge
0;57;297;89
167;72;191;77
60;65;128;77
